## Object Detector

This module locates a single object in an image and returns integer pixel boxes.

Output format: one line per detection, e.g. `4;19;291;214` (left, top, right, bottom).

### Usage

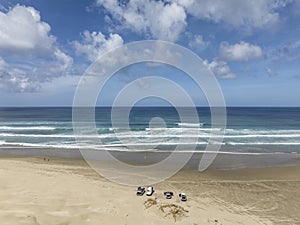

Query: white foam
177;122;204;127
224;134;300;138
0;121;72;125
0;133;76;138
0;126;57;131
225;129;300;134
0;141;297;155
145;127;221;132
227;142;300;146
1;132;300;139
0;141;98;150
103;142;210;147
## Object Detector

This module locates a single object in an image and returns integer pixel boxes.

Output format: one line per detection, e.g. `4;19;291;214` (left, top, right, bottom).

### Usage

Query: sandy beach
1;0;300;224
0;154;299;225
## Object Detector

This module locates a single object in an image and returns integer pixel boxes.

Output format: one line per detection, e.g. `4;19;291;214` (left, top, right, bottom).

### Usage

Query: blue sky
0;0;299;106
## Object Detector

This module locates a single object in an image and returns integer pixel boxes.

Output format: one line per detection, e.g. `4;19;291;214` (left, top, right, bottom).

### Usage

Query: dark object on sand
164;191;173;199
137;186;145;196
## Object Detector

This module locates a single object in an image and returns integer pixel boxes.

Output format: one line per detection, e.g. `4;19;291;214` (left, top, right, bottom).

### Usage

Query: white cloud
188;34;206;50
73;30;124;61
0;5;73;93
0;57;7;69
96;0;292;42
97;0;187;42
219;41;264;61
0;5;55;55
54;49;73;71
204;59;236;79
176;0;292;31
0;57;39;92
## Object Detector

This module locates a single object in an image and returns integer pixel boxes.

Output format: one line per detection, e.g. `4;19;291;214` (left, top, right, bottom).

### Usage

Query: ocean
0;107;300;168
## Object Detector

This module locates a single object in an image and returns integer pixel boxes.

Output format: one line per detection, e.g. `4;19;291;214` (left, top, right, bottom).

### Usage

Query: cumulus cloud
96;0;292;43
0;5;73;92
97;0;187;42
73;30;124;61
0;5;55;55
188;34;207;50
203;41;264;79
54;49;73;71
204;59;236;79
219;41;264;61
176;0;292;31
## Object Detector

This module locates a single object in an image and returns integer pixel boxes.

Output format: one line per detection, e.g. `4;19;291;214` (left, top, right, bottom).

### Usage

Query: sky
0;0;300;106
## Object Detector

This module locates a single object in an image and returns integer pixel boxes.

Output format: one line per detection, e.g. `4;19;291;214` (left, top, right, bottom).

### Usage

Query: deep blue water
0;107;299;154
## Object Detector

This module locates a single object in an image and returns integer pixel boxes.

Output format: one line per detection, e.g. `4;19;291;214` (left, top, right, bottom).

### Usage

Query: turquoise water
0;107;299;155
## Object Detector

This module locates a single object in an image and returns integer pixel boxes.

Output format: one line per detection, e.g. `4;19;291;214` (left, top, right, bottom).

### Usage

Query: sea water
0;107;299;156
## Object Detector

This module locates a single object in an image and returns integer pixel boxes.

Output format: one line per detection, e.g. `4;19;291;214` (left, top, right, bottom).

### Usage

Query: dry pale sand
0;155;299;225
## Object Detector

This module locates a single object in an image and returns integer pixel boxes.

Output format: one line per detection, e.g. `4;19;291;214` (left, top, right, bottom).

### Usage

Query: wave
1;124;298;136
224;134;300;138
145;127;221;131
177;122;204;127
0;140;109;150
0;141;299;155
102;142;211;147
0;121;72;125
96;142;300;147
1;138;300;150
0;141;89;150
0;126;57;131
1;132;300;139
226;142;300;146
0;133;76;138
225;129;300;134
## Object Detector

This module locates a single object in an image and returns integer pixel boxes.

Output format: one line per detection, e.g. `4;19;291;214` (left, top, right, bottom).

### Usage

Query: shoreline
1;153;300;224
1;153;300;180
0;147;300;170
